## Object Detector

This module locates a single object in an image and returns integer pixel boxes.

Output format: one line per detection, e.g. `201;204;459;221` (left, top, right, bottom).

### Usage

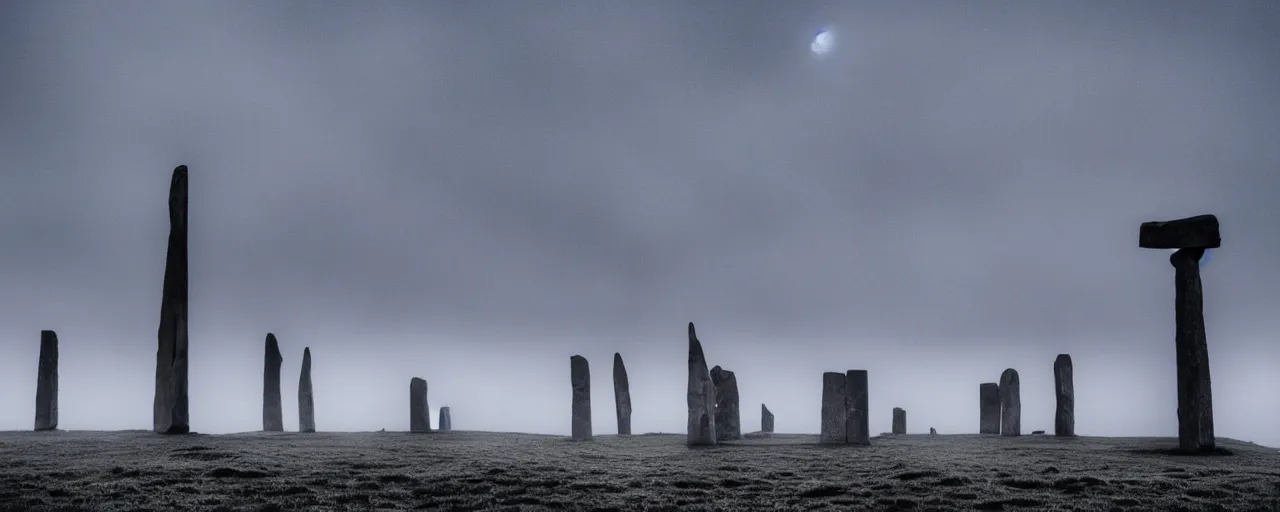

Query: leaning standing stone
570;355;592;441
710;366;741;441
298;347;315;433
820;372;848;444
262;333;283;432
979;382;1000;434
613;353;632;435
686;323;717;446
761;404;774;433
892;407;906;435
999;369;1020;436
1054;354;1074;437
410;377;430;433
34;330;58;431
438;406;452;432
153;165;190;435
845;370;870;445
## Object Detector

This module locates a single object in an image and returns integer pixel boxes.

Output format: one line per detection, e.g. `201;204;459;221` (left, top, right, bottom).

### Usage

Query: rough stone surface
1139;214;1221;249
979;382;1000;434
298;347;315;433
845;370;870;445
410;377;430;433
892;407;906;435
1171;247;1216;452
35;330;58;431
153;165;190;435
1054;354;1075;437
820;372;848;444
761;404;774;433
710;366;741;441
438;406;451;431
570;355;592;441
999;369;1021;437
262;334;283;432
612;353;631;436
685;323;717;446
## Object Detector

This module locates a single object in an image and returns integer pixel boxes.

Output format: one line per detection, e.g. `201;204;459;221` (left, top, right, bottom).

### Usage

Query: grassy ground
0;429;1276;511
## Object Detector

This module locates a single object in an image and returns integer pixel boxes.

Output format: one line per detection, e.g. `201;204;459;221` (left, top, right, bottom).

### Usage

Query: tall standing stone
710;366;741;441
845;369;870;445
761;404;774;433
262;333;284;431
410;377;430;433
1054;354;1075;437
34;330;58;431
298;347;315;433
820;372;848;444
686;322;717;446
892;407;907;435
979;382;1000;434
999;369;1020;437
153;165;190;435
612;353;632;435
570;355;592;441
439;406;452;431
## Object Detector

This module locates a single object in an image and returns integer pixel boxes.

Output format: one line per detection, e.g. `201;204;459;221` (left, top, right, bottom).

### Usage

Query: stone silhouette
999;369;1021;436
892;407;906;435
820;372;848;443
153;165;190;435
1139;214;1219;453
612;352;631;435
570;355;592;441
979;382;1000;434
761;404;774;433
35;330;58;431
298;347;315;433
686;323;717;446
439;406;452;432
710;366;741;441
845;370;870;445
262;333;284;432
1054;354;1075;437
410;377;430;433
929;427;937;435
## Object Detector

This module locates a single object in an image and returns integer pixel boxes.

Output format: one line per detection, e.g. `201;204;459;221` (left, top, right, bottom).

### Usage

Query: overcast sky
1;1;1278;447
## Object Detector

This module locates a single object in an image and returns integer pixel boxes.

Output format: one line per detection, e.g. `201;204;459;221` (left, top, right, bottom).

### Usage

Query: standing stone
153;165;190;435
570;355;592;441
298;347;315;433
1054;354;1075;437
845;370;870;445
612;353;632;435
439;406;452;431
999;369;1021;436
761;404;774;433
34;330;58;431
686;322;717;446
710;366;741;441
410;377;430;433
820;372;848;444
262;333;284;432
979;382;1000;434
892;407;907;435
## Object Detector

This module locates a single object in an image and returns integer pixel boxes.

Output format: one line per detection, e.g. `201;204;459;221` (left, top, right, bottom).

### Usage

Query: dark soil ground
0;429;1276;511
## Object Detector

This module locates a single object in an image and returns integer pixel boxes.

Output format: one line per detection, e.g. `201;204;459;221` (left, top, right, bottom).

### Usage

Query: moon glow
811;30;834;56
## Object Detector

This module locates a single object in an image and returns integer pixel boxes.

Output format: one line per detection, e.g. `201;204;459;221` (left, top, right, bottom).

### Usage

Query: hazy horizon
2;1;1278;447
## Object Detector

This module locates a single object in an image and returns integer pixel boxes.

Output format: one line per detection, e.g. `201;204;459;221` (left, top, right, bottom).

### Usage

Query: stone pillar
820;372;848;444
570;355;592;441
685;323;716;446
298;347;315;433
892;407;906;435
761;404;774;433
1054;354;1075;437
999;369;1020;437
263;333;283;432
979;382;1000;434
612;353;632;435
710;366;741;441
34;330;58;431
410;377;430;433
845;370;870;445
153;165;190;435
439;406;452;432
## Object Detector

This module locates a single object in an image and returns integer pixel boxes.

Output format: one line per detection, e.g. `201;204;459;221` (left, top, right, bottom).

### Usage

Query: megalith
1054;354;1075;437
1139;214;1219;452
761;404;774;433
34;330;58;431
686;322;717;446
262;333;283;432
153;165;190;435
570;355;592;441
439;406;452;432
999;369;1020;436
892;407;906;435
820;372;848;444
298;347;315;433
845;369;870;445
613;352;632;435
710;365;741;441
979;382;1000;434
410;377;430;433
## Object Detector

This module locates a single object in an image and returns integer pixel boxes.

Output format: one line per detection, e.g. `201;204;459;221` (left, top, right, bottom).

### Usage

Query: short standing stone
34;330;58;431
298;347;315;433
845;370;870;445
710;366;741;441
820;372;848;444
979;382;1000;434
892;407;906;435
262;333;283;432
1054;354;1075;437
439;406;452;431
153;165;190;435
761;404;774;433
999;369;1021;436
613;353;632;436
686;323;717;446
410;377;430;433
570;355;592;441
